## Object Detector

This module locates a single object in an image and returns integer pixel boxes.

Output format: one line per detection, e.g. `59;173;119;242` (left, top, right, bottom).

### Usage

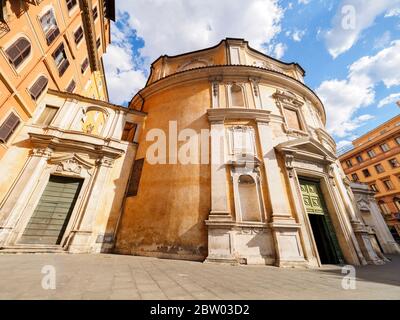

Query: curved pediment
275;137;336;163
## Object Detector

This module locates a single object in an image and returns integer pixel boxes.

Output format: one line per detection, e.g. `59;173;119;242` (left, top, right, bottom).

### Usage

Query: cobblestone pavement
0;253;399;300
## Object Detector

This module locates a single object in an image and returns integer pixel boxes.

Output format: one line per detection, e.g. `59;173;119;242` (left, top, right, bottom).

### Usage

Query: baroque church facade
0;38;398;267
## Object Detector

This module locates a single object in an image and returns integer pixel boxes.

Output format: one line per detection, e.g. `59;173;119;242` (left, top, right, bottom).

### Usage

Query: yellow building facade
0;0;114;158
114;39;400;267
339;115;400;241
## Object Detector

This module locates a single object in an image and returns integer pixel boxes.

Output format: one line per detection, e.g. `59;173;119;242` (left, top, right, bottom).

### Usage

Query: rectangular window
367;149;376;158
66;0;77;11
374;164;385;173
396;137;400;145
121;122;137;143
380;143;390;152
74;26;84;45
370;184;379;192
388;158;399;168
81;57;89;74
0;112;20;143
382;179;394;190
40;9;60;45
92;6;98;20
345;159;352;168
351;173;359;182
66;79;76;93
284;107;302;131
362;169;371;178
356;155;363;163
36;105;58;126
127;158;144;197
52;43;69;76
379;202;390;215
96;37;101;49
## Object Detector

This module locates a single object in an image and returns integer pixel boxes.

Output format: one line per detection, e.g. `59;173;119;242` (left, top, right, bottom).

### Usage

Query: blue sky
103;0;400;149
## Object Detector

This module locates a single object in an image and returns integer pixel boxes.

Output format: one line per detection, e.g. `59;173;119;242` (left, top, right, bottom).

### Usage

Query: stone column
0;148;52;246
257;121;306;267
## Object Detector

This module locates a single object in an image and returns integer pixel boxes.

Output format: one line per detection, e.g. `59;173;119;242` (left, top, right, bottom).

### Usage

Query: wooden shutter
5;38;31;68
127;158;144;196
29;76;48;100
0;112;20;143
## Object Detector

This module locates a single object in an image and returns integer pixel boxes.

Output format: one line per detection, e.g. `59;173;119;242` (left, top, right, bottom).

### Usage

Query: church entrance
299;178;344;264
19;175;83;245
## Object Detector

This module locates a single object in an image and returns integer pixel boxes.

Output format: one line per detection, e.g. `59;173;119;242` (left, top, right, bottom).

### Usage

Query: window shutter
5;38;31;68
66;79;76;93
0;112;20;143
29;76;48;100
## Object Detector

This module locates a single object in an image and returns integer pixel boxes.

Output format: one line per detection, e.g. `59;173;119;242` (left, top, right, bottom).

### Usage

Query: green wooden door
19;175;83;245
299;179;344;264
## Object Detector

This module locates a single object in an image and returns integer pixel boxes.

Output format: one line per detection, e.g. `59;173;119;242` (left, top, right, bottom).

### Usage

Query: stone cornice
130;65;326;124
29;132;125;159
207;108;272;123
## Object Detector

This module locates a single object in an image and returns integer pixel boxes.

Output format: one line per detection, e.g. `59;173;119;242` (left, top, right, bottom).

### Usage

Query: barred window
29;76;48;100
92;6;98;20
5;37;31;69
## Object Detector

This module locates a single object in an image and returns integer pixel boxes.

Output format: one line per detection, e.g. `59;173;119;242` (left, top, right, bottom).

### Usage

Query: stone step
0;246;67;254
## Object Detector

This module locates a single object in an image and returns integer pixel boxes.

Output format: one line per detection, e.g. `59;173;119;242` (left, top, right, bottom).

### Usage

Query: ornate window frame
273;89;308;136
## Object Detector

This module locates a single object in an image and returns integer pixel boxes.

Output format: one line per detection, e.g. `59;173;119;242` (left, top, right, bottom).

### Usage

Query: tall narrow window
351;173;359;182
380;143;390;152
370;184;379;192
92;6;98;20
230;84;244;107
52;43;69;76
127;158;144;196
66;79;76;93
382;179;394;190
5;37;31;69
74;26;84;45
367;149;376;158
362;168;371;178
388;158;399;168
345;159;353;168
81;57;89;74
96;37;101;49
40;9;59;45
121;122;137;143
356;155;363;163
66;0;77;11
396;136;400;145
378;200;390;215
394;197;400;212
29;75;48;100
36;105;58;126
0;112;20;143
374;163;385;173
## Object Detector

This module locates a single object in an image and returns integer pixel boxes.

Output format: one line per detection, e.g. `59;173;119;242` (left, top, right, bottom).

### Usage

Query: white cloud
336;140;352;150
385;7;400;17
378;93;400;108
323;0;400;58
373;31;391;49
298;0;310;4
115;0;284;62
316;40;400;138
292;29;306;42
272;42;287;59
103;25;146;105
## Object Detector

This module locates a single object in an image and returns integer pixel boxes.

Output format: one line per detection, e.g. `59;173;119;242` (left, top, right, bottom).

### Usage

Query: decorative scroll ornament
56;159;83;174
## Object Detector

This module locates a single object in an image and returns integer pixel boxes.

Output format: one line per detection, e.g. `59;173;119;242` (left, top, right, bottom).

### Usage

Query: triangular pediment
49;153;95;168
275;137;336;162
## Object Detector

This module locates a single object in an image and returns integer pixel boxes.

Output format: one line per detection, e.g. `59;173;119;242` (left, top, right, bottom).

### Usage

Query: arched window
231;84;245;107
378;200;390;215
81;108;107;136
29;75;48;100
238;174;261;222
5;37;31;69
